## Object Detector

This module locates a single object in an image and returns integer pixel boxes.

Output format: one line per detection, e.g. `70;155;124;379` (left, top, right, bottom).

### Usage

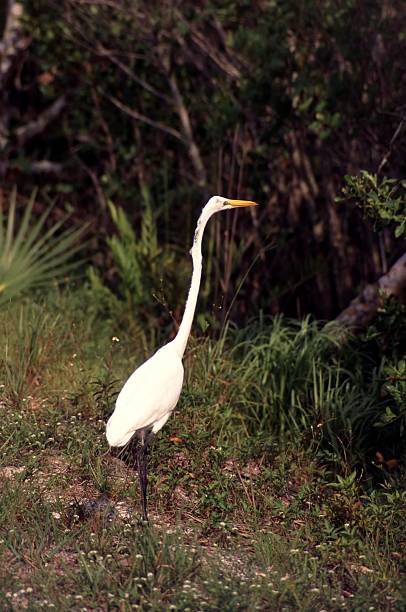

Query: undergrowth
0;289;405;610
185;313;405;473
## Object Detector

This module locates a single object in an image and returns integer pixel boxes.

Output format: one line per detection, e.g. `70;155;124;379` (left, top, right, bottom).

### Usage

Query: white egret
106;195;257;520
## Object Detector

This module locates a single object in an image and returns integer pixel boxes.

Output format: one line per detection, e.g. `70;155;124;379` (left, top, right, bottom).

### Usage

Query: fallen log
335;251;406;330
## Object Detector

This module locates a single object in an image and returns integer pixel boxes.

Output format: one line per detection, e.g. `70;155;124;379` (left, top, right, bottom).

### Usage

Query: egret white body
106;195;257;520
106;343;184;447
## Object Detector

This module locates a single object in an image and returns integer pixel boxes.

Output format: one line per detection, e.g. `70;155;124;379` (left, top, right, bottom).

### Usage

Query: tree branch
154;43;208;191
0;159;64;177
95;44;172;104
377;113;406;176
104;93;183;142
15;96;67;146
76;157;107;210
27;160;64;175
166;70;207;189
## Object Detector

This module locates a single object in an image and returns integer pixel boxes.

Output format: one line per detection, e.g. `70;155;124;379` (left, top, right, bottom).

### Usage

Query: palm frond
0;189;87;306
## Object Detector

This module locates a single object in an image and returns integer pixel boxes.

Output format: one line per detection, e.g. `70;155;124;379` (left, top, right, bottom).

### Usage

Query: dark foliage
1;0;405;322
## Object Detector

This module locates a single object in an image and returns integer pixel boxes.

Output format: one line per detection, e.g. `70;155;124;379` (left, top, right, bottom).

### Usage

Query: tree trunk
335;251;406;330
0;1;28;149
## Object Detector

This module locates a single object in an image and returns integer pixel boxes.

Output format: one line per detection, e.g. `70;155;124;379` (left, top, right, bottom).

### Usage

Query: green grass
0;289;405;610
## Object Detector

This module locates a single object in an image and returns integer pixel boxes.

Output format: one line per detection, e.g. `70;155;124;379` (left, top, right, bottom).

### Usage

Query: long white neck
172;206;215;358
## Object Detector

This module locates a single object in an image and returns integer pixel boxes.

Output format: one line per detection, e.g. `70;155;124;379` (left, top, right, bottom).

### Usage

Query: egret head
205;195;258;214
191;196;258;256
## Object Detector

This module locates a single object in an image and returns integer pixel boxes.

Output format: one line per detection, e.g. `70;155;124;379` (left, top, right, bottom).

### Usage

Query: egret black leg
136;430;155;522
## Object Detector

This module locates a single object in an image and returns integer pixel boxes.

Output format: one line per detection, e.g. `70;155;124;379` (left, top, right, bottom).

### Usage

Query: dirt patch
0;466;25;479
52;550;80;576
8;452;100;511
29;453;94;504
106;455;136;488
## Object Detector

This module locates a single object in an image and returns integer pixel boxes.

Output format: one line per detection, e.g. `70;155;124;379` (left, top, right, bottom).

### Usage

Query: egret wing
106;345;184;447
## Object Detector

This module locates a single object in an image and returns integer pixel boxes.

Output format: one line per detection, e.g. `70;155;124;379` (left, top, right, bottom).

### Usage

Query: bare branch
27;160;64;175
171;10;242;80
95;44;172;104
156;43;207;189
104;93;183;141
0;159;64;177
165;69;207;189
77;157;107;210
15;96;67;146
377;113;406;176
89;86;116;173
188;27;241;80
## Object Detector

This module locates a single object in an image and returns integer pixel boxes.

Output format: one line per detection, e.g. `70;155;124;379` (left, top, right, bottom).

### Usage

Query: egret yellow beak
226;198;258;207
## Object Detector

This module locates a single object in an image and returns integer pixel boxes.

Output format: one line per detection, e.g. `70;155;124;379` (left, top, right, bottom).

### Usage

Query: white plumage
105;195;257;520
